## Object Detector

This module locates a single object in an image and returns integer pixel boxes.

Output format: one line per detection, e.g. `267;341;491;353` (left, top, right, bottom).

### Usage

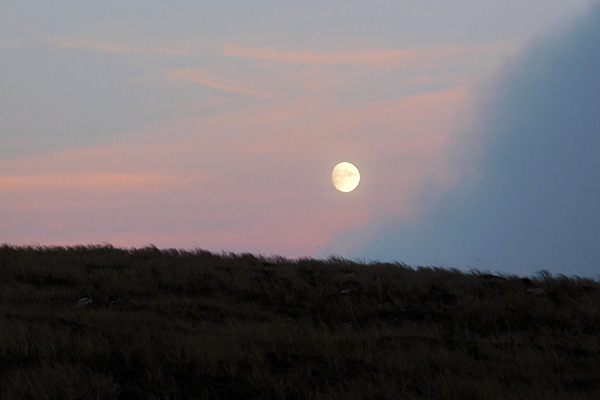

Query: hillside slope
1;245;599;399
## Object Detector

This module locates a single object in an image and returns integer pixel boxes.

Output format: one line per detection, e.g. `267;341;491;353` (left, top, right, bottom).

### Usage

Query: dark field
1;245;599;399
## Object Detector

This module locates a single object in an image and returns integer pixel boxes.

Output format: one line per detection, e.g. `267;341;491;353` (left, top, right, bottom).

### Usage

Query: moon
332;162;360;192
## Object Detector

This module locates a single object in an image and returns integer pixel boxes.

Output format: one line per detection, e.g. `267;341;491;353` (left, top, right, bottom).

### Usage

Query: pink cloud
224;44;422;67
220;85;470;161
166;69;280;100
0;172;199;193
224;43;502;68
1;142;196;176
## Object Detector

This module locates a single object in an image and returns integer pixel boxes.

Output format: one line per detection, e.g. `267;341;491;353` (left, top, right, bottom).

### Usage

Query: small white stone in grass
74;297;93;307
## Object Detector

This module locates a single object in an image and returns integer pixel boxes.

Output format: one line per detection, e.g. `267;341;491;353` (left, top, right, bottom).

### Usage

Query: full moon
332;162;360;192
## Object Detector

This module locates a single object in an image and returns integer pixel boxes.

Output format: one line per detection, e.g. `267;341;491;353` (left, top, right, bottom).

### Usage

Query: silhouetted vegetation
1;244;599;399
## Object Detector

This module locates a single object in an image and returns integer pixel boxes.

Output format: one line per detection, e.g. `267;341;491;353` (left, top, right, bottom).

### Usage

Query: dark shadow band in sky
324;5;600;278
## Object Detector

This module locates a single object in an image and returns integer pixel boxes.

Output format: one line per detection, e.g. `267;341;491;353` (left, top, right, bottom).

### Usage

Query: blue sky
1;1;597;277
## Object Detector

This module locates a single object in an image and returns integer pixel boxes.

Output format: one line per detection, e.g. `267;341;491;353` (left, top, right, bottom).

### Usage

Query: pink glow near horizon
1;83;470;255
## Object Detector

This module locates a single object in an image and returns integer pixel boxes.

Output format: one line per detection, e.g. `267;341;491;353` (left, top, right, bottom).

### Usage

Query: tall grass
0;244;599;399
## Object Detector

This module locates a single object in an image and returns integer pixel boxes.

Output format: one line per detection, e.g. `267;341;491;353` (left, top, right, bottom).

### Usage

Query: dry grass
0;244;599;399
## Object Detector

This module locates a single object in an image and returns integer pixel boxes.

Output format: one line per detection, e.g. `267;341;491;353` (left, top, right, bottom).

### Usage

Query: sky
1;1;598;278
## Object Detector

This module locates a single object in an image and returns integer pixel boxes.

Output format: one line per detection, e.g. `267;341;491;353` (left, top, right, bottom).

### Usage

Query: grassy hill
0;244;599;399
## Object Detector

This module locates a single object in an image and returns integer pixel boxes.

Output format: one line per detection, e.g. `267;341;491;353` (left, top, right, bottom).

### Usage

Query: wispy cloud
0;172;199;193
48;35;191;56
225;44;422;67
224;43;506;68
166;69;281;100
